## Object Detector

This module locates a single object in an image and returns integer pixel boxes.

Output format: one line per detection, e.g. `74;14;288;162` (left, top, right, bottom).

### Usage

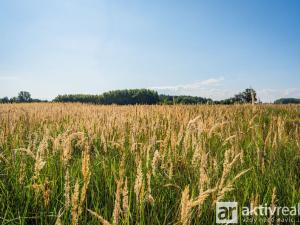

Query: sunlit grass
0;103;299;224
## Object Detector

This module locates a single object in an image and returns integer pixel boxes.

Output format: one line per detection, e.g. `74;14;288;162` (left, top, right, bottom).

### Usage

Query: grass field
0;103;299;224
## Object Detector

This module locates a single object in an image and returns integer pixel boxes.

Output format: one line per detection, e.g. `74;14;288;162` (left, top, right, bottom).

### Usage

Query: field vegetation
0;103;299;224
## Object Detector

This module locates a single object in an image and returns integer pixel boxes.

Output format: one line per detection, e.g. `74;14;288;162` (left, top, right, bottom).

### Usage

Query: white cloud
149;77;234;100
150;77;224;91
257;88;300;103
200;77;224;86
150;77;300;102
0;75;19;80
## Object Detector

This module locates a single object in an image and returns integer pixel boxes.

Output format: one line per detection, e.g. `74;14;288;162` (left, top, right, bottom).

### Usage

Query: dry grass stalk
0;153;8;164
151;150;160;176
223;134;237;146
277;116;285;142
168;161;173;180
78;144;91;217
180;186;191;225
180;185;216;225
101;132;108;153
113;178;123;225
62;139;72;165
19;161;26;184
192;144;201;167
199;152;208;194
208;121;227;138
71;179;80;225
190;188;217;208
268;187;277;225
55;216;62;225
296;138;300;152
55;209;63;225
43;177;50;207
87;209;111;225
78;180;89;217
64;169;71;210
219;150;241;189
31;182;43;196
134;160;143;205
214;148;250;203
81;144;90;181
14;148;35;159
33;137;48;180
62;132;85;166
187;115;201;129
250;194;260;215
146;171;154;205
122;177;129;219
255;141;265;173
216;168;251;202
146;145;151;169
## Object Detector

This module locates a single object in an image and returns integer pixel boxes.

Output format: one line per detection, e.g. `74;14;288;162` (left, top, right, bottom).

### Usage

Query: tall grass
0;103;299;224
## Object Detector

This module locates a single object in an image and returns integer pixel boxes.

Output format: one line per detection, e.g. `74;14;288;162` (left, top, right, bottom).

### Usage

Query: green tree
0;97;9;103
234;88;257;103
18;91;32;102
242;88;257;103
274;98;300;104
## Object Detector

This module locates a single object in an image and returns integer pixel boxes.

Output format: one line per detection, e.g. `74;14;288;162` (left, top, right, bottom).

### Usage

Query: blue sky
0;0;300;102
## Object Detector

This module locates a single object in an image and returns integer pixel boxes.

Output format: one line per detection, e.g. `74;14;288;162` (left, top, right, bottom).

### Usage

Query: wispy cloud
150;77;300;102
257;88;300;103
150;77;224;91
149;77;234;100
0;75;19;81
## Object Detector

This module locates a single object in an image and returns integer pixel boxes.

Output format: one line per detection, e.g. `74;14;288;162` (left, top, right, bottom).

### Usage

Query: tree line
159;95;212;104
0;91;47;103
53;89;159;105
274;98;300;104
214;88;258;104
53;88;258;105
3;88;298;105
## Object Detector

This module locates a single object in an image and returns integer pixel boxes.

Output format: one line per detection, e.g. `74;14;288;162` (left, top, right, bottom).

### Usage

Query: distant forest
274;98;300;104
0;89;299;105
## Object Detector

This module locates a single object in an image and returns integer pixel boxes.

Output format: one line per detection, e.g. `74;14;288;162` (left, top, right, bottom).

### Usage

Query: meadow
0;103;299;225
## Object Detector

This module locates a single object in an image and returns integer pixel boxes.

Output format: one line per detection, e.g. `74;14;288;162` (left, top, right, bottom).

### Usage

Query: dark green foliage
216;88;257;104
0;91;47;103
54;89;160;105
238;88;257;103
8;88;300;106
53;88;258;105
18;91;32;102
53;94;103;104
0;88;259;105
159;94;212;104
291;156;300;181
274;98;300;104
102;89;159;105
53;89;214;105
0;96;9;103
